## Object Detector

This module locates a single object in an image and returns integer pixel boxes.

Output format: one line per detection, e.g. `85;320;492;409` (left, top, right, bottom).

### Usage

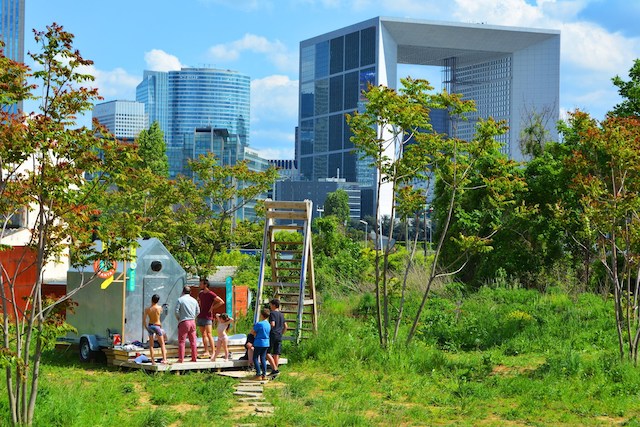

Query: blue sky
24;0;640;160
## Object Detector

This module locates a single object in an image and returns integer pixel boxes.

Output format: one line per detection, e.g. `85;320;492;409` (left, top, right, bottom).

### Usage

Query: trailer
64;238;186;362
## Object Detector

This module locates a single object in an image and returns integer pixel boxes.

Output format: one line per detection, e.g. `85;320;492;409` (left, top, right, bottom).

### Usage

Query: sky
24;0;640;160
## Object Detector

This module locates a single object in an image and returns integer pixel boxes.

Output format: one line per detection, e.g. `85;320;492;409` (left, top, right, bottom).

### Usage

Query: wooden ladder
254;200;317;343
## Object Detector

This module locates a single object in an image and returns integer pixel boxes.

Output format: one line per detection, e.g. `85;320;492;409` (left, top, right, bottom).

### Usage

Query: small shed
66;238;186;346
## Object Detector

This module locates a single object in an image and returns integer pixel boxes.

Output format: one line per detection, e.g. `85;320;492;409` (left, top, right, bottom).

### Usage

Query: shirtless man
143;294;168;364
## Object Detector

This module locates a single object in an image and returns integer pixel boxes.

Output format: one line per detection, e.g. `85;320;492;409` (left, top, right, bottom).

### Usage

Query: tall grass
2;286;638;426
265;287;640;426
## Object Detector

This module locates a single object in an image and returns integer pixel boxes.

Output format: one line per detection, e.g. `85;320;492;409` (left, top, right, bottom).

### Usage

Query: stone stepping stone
255;406;274;413
233;391;261;397
237;396;265;402
235;386;263;393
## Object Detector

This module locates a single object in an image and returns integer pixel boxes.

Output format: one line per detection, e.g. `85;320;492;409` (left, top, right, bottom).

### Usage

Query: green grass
2;286;640;426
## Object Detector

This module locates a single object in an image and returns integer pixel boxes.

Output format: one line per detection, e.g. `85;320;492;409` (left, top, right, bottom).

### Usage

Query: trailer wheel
79;337;94;362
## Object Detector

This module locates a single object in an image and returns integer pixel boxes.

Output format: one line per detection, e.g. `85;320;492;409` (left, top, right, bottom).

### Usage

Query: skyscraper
136;67;250;178
299;17;560;216
92;100;148;141
136;70;169;139
0;0;25;112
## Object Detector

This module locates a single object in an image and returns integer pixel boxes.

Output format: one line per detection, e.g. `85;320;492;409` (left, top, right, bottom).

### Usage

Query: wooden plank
108;356;287;372
266;211;309;220
265;201;309;210
268;224;303;231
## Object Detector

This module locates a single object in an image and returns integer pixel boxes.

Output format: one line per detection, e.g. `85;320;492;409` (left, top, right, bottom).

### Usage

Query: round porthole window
150;261;163;272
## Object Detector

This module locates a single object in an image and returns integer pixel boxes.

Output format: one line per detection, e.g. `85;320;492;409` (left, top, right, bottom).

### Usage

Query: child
212;312;233;361
266;298;288;376
142;294;168;364
251;308;271;381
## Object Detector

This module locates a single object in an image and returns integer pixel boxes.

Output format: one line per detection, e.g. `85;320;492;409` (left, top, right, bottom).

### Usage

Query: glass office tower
299;17;560;216
136;70;169;139
0;0;25;113
137;67;250;178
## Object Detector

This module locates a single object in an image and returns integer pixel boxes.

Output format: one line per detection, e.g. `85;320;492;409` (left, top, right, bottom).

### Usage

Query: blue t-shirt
253;319;271;347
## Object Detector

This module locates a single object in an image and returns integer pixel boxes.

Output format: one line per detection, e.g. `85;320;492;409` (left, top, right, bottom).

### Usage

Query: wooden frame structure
254;200;317;342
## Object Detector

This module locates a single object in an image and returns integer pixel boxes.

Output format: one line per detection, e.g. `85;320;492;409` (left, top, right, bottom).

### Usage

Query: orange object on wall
0;247;69;319
233;286;249;317
0;246;38;318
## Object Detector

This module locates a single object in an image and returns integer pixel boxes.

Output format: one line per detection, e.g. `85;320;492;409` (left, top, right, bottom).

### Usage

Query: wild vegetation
2;286;640;426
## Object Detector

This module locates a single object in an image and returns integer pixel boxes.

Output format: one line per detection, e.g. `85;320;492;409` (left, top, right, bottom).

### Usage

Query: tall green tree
324;189;350;223
347;78;508;347
611;59;640;117
136;121;169;177
164;153;279;278
434;120;526;289
564;111;640;363
0;24;144;426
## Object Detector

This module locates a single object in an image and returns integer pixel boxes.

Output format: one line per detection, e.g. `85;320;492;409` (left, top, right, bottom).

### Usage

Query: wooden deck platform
103;344;286;373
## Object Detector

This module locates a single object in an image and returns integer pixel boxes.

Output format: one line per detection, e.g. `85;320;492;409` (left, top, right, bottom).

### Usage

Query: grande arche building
298;17;560;217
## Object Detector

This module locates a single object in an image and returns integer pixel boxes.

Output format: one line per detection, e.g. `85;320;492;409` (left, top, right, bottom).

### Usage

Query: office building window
343;114;354;150
360;27;376;66
314;116;328;153
301;82;315;118
328;153;342;179
330;36;344;75
344;71;359;110
300;120;314;155
315;41;329;79
314;154;328;180
301;45;315;82
343;152;357;182
329;75;343;113
329;114;343;151
344;31;359;70
315;79;329;116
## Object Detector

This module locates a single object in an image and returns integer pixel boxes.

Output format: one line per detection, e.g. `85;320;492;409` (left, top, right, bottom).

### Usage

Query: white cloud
561;22;638;75
144;49;183;72
251;75;299;125
252;144;296;160
76;64;140;100
208;34;298;72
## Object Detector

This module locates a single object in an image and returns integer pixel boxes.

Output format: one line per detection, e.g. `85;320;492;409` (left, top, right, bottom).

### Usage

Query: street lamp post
359;219;368;246
317;206;324;218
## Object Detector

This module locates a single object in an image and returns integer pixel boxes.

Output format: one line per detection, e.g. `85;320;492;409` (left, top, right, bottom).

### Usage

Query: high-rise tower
92;100;148;141
299;17;560;216
0;0;25;112
136;67;250;178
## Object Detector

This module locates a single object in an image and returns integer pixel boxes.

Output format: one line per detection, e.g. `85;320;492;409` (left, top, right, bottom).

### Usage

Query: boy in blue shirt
251;308;271;380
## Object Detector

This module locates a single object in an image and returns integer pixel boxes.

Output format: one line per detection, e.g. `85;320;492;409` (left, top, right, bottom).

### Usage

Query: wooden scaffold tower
254;200;317;342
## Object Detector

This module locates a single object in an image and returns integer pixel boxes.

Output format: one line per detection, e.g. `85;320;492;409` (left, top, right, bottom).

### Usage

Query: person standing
197;278;224;358
142;294;168;364
175;285;200;363
266;298;288;376
212;313;233;361
251;308;271;381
